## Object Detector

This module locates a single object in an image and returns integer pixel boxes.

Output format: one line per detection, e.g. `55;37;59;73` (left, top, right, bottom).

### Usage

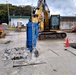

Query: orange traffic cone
65;38;69;47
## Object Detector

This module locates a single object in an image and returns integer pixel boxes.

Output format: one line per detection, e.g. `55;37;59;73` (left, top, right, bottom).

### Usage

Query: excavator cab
50;15;60;30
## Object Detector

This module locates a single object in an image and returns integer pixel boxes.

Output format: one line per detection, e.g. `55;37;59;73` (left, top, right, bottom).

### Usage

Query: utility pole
6;1;10;25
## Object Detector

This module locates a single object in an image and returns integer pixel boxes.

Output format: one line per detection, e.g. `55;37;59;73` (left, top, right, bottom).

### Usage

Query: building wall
60;17;76;30
11;18;29;27
60;21;76;29
10;16;76;30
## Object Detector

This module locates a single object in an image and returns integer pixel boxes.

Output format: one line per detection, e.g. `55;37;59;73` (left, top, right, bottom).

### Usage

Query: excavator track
38;32;67;40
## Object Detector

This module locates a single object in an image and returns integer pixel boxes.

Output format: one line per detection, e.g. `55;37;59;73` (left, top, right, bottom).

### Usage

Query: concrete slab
0;31;76;75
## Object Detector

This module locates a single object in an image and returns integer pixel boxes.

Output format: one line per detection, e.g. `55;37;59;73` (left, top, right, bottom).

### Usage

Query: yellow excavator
31;0;67;40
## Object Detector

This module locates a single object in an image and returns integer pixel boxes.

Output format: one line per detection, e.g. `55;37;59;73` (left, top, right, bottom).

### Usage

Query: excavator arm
26;0;50;52
32;0;50;31
26;0;67;52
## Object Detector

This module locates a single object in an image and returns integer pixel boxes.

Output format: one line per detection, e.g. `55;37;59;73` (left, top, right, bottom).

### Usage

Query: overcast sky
0;0;76;16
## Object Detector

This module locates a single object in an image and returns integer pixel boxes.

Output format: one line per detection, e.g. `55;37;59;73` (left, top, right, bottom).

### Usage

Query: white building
10;16;30;27
10;16;76;30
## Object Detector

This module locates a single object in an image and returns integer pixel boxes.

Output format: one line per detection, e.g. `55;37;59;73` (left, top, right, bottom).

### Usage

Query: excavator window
50;15;60;30
51;16;59;25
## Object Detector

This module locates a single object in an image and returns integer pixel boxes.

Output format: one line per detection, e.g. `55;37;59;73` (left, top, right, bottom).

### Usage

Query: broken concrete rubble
4;47;26;60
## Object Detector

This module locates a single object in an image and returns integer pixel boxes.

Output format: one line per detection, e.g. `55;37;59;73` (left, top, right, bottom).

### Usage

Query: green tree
0;4;32;23
0;10;8;23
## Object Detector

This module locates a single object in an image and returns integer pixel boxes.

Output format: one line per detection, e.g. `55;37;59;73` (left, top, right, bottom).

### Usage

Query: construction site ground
0;30;76;75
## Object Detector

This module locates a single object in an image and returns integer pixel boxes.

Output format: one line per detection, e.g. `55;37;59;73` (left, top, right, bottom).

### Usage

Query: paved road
0;31;76;75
